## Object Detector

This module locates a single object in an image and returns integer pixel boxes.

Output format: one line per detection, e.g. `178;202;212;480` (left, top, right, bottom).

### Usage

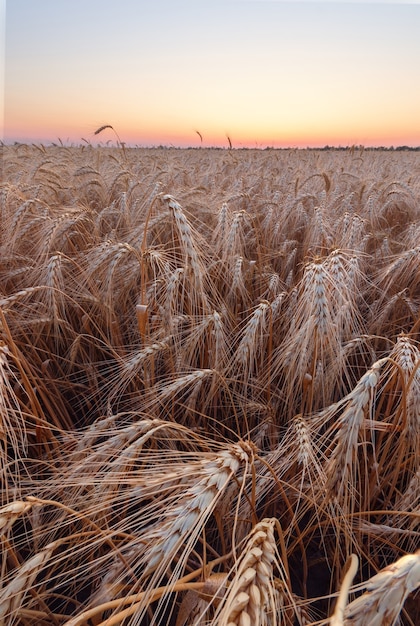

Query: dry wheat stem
330;554;358;626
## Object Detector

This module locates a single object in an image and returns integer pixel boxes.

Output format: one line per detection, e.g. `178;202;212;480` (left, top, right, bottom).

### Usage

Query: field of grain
1;144;419;625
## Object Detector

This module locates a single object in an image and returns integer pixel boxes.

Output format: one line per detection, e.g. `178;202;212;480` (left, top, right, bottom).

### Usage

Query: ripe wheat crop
0;143;419;624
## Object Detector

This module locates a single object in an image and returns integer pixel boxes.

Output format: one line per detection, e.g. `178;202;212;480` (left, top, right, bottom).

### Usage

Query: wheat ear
215;518;291;626
343;550;420;626
0;541;60;621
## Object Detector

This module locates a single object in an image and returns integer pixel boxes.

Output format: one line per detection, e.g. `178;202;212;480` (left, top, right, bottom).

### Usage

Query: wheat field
0;143;419;625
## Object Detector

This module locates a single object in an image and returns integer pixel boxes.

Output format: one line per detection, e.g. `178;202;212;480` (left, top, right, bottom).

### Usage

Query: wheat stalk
325;358;386;505
330;554;359;626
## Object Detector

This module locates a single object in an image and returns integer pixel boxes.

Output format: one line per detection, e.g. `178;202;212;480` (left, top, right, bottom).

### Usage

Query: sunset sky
3;0;420;148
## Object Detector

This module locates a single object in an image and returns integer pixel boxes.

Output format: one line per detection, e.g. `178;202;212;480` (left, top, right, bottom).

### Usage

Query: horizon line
3;139;420;151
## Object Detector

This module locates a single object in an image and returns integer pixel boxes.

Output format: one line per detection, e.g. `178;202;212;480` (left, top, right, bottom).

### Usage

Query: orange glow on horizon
5;119;420;149
6;94;420;148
